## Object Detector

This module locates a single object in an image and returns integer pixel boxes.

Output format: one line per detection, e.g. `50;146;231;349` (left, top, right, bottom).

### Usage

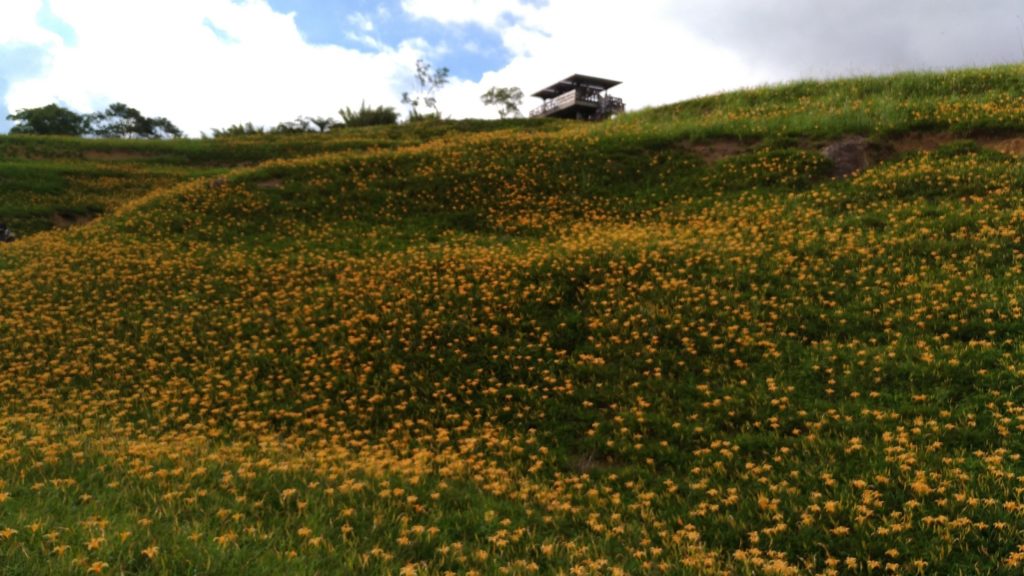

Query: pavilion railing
529;89;602;117
530;89;624;119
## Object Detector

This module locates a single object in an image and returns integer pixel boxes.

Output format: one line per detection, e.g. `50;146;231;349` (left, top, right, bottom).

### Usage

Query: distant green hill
2;65;1024;575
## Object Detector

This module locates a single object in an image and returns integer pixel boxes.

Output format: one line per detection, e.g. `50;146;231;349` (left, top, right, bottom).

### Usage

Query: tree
89;103;141;138
307;116;337;133
481;87;525;119
401;59;450;119
88;103;182;139
339;102;398;127
146;116;184;139
6;103;89;136
270;116;312;134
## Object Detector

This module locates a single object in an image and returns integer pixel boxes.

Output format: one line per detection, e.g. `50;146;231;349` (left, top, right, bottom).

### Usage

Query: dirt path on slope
683;131;1024;177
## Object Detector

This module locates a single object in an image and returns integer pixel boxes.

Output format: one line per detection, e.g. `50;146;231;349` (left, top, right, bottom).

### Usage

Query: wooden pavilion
529;74;625;120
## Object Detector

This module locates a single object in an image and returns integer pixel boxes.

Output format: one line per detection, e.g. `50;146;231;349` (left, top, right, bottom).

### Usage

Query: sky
2;0;1023;136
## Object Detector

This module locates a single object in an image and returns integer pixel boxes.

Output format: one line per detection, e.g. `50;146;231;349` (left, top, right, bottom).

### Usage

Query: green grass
626;64;1024;140
2;64;1024;574
0;118;566;238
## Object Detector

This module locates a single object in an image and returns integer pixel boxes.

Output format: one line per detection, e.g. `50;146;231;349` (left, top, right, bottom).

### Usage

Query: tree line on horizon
5;59;527;139
4;101;408;139
207;102;404;137
5;102;183;139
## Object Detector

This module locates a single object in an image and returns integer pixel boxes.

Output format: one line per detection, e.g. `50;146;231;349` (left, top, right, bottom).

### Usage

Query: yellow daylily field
2;66;1024;574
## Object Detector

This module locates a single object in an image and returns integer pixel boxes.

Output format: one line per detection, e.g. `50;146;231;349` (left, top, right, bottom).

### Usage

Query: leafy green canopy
88;102;183;139
6;103;90;136
6;102;182;139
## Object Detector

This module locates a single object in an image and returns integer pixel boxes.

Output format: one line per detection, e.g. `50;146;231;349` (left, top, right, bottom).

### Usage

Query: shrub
339;102;399;127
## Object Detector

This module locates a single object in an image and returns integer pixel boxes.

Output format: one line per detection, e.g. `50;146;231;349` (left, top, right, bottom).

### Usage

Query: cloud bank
430;0;1024;119
2;0;1023;134
2;0;425;135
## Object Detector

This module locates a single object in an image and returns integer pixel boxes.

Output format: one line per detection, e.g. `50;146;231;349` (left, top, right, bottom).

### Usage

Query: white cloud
2;0;425;135
348;12;375;33
670;0;1024;78
7;0;1022;132
0;0;60;46
419;0;1024;121
400;0;539;29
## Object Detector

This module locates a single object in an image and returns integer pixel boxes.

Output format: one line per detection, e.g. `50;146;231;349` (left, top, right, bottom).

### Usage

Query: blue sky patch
266;0;514;81
0;45;53;132
36;0;77;47
203;18;237;44
0;79;10;134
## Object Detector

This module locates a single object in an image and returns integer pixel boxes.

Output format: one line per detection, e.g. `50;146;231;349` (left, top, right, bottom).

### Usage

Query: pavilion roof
531;74;622;99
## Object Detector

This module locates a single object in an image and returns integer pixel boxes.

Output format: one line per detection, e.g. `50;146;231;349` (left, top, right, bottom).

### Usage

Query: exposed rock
821;136;879;177
0;223;15;243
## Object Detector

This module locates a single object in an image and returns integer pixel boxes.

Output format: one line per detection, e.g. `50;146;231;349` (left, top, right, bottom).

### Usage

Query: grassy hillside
2;65;1024;575
0;119;561;238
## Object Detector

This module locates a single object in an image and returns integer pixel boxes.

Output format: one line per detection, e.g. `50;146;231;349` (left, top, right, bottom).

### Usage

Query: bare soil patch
684;132;1024;178
52;212;99;229
255;179;285;190
977;136;1024;156
888;132;960;155
82;150;157;162
686;140;754;163
888;132;1024;157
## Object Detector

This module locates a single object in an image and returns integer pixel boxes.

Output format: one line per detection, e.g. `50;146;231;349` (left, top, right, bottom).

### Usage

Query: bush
209;122;266;138
339;103;399;127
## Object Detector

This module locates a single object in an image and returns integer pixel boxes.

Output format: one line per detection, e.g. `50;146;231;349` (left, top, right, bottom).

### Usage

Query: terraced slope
2;66;1024;574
